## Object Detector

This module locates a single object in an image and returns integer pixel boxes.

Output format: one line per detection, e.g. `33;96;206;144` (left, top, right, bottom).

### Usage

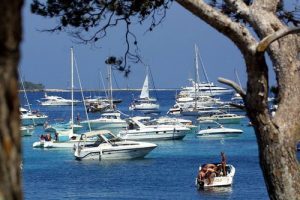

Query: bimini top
81;130;113;138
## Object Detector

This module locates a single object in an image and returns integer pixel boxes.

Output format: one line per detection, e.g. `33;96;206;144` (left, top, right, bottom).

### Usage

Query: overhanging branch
257;27;300;52
218;77;246;98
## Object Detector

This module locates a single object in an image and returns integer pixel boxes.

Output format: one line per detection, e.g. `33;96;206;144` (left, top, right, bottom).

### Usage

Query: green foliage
19;81;45;90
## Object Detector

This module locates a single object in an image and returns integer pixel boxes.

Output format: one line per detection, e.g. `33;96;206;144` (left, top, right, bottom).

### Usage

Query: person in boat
197;163;217;185
40;134;45;141
221;152;227;176
55;132;58;141
45;133;51;141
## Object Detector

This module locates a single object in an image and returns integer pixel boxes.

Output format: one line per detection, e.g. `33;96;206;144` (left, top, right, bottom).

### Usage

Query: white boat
19;71;48;126
197;121;243;137
20;107;48;126
38;93;81;106
74;130;157;161
195;164;235;189
129;66;160;111
20;126;34;136
150;116;197;133
32;129;95;148
197;113;245;124
118;116;190;141
81;112;127;134
33;48;93;148
44;121;82;133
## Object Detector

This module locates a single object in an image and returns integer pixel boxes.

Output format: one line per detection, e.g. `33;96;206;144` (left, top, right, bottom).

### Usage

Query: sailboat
19;69;48;127
33;48;90;148
80;64;127;134
179;45;220;116
129;66;160;111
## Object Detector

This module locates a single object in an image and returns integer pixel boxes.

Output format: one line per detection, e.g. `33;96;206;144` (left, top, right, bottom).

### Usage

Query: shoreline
19;88;180;92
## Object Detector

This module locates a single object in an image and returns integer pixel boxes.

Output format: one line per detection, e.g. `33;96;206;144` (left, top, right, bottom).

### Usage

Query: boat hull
75;146;156;161
118;130;188;141
22;117;48;126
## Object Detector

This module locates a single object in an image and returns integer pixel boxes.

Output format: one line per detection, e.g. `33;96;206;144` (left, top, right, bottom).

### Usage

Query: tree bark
0;0;23;200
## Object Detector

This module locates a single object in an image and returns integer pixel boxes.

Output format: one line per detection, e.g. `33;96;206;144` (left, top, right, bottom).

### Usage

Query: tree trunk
245;54;300;200
0;0;23;200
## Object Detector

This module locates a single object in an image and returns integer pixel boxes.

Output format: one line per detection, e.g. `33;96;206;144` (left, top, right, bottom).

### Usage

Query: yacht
20;107;48;126
118;116;190;141
38;93;81;106
197;112;245;124
197;121;243;137
180;80;233;97
74;130;157;161
80;112;127;134
150;116;197;133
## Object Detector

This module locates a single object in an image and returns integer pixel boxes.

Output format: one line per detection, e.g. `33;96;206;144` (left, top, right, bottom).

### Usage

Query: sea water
21;91;296;199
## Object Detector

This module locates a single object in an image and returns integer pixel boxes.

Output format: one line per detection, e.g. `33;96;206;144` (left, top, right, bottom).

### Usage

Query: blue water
21;91;290;199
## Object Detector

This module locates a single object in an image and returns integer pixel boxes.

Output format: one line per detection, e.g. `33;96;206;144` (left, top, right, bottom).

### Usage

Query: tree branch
257;26;300;52
218;77;246;97
176;0;257;55
224;0;250;19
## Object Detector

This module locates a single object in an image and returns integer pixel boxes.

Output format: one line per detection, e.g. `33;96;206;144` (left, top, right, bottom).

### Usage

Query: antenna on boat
99;70;108;99
107;64;114;110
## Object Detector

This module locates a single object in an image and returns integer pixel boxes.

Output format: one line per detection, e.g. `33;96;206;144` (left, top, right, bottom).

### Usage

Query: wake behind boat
74;130;157;161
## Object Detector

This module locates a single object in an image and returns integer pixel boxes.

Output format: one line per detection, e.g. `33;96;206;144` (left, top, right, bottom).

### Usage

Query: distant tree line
19;81;45;90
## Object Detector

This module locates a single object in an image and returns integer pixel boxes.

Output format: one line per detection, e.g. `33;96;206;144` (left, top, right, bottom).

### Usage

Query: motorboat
20;125;34;136
20;107;48;126
80;112;127;134
74;130;157;161
129;66;160;111
118;116;190;141
38;93;81;106
150;116;197;133
197;121;243;137
32;128;96;148
195;164;235;189
197;112;245;124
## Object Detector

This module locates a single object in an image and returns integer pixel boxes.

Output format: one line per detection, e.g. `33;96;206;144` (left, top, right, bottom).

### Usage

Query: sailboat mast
235;68;242;88
19;69;32;112
197;45;212;95
71;47;74;132
108;64;113;109
194;44;199;109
